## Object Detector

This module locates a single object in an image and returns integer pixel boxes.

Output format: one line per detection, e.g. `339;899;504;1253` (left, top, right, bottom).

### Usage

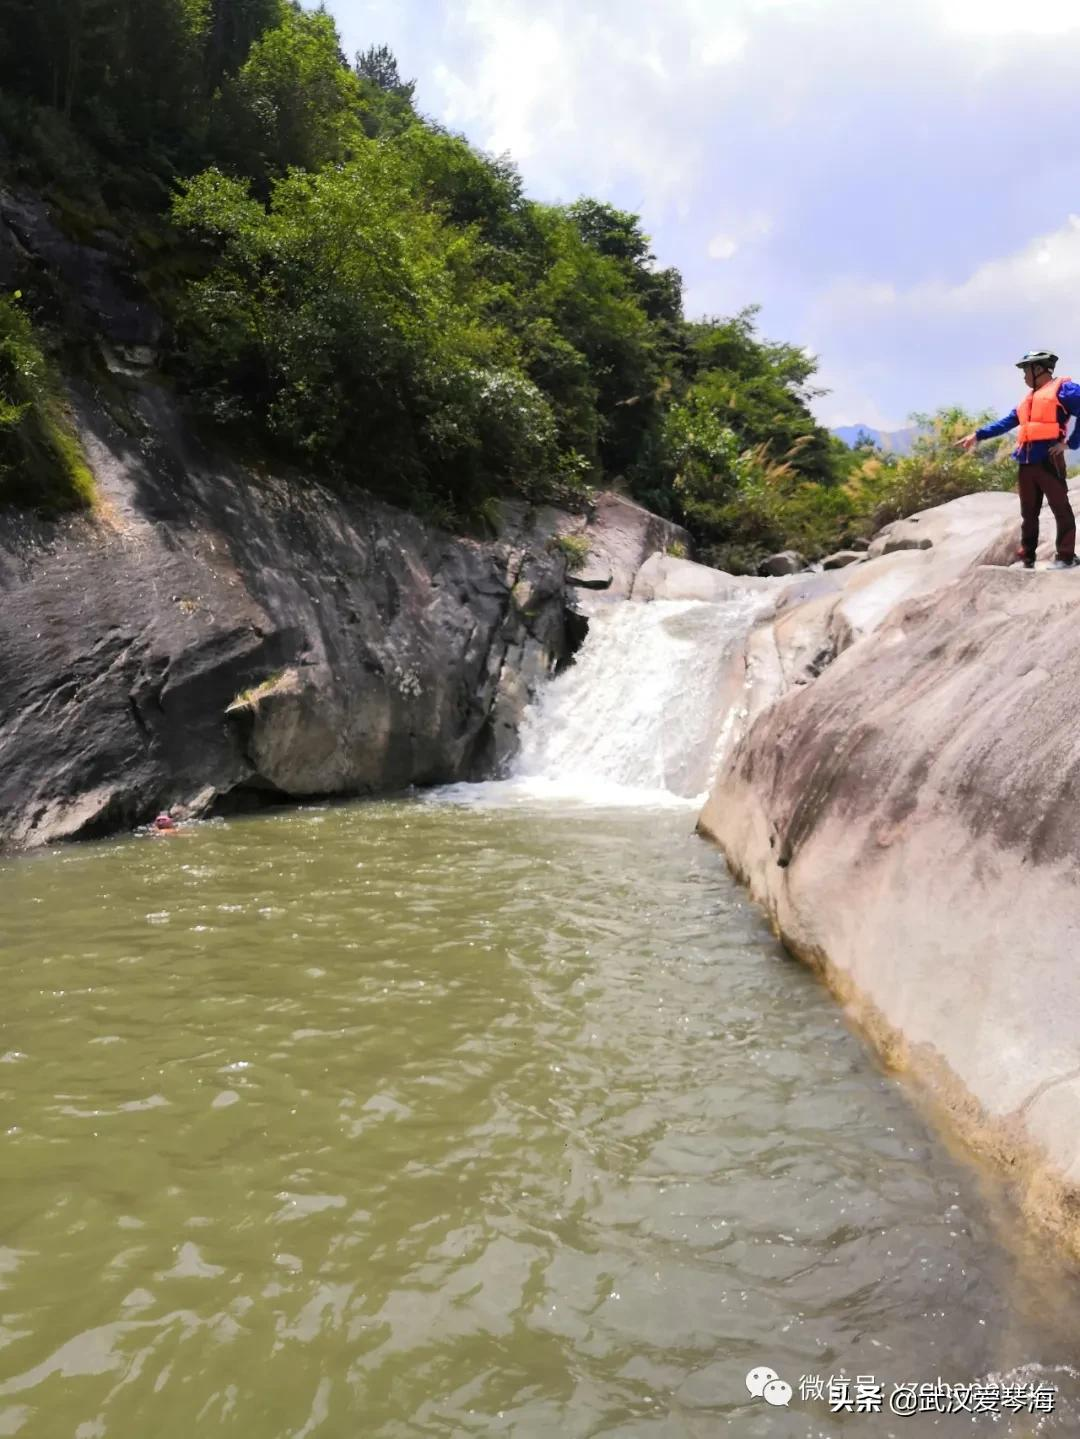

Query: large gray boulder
630;552;778;603
496;490;691;624
709;490;1020;745
869;489;1018;559
699;487;1080;1250
576;492;691;599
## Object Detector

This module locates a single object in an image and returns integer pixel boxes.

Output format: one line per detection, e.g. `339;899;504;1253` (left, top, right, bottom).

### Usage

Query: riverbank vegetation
683;406;1017;572
0;0;1016;563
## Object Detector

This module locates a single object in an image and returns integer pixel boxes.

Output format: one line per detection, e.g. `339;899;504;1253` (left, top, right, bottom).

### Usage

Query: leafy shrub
664;402;1016;571
850;408;1015;533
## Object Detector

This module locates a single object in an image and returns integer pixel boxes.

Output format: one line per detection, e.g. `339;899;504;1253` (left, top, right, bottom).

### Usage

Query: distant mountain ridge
832;424;920;455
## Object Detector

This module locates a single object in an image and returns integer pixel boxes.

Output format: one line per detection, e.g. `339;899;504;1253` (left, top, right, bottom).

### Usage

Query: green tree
664;389;741;508
524;204;658;477
171;154;560;511
679;307;841;484
111;0;210;138
0;0;874;543
210;3;365;180
0;0;210;135
0;0;120;117
656;308;861;566
352;44;418;137
393;125;525;240
203;0;283;94
567;197;682;325
354;43;415;101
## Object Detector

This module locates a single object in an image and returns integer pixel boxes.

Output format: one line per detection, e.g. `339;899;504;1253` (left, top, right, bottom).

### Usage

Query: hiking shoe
1051;555;1080;570
1015;548;1035;568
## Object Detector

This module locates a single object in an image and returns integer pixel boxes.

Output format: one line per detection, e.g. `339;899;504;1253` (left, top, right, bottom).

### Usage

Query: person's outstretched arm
955;408;1019;452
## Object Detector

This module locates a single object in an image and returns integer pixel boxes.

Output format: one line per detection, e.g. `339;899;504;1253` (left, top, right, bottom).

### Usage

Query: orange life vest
1016;376;1071;445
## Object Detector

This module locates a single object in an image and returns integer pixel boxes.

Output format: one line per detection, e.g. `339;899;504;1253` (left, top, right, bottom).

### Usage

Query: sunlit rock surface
700;489;1080;1247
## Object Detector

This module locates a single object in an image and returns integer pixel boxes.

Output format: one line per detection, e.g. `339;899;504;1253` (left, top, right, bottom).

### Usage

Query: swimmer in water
152;812;178;833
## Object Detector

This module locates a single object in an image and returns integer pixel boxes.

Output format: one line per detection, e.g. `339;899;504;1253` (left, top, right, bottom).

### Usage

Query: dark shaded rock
562;605;590;665
0;379;569;849
758;550;807;577
821;550;865;570
0;189;161;352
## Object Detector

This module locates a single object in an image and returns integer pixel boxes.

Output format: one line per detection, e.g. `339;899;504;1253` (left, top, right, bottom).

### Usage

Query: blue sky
327;0;1080;430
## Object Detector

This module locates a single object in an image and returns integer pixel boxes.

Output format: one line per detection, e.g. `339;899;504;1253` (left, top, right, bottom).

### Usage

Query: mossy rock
0;298;96;515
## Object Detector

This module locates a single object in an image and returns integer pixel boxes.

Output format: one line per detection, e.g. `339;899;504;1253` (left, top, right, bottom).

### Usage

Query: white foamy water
512;594;772;803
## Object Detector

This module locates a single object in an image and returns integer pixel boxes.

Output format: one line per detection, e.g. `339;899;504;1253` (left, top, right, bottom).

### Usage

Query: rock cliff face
0;186;681;849
697;486;1080;1248
0;374;577;847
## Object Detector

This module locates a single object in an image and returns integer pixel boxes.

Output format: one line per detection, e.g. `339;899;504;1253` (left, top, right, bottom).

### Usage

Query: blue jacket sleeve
1058;380;1080;449
975;410;1019;441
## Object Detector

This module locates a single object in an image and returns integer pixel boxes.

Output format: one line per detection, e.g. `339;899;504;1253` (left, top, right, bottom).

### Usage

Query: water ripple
1;798;1079;1435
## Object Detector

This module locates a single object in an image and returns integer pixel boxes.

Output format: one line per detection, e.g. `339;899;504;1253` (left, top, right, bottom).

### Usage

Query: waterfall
512;594;772;803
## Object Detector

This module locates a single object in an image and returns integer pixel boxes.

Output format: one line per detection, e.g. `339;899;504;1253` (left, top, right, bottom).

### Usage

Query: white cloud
936;0;1080;36
332;0;1080;430
414;0;1080;222
433;8;573;163
706;212;772;262
808;215;1080;426
425;0;759;214
813;215;1080;328
708;235;739;260
699;24;750;65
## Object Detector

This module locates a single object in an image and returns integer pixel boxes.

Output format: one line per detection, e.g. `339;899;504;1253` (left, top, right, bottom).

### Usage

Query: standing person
956;351;1080;569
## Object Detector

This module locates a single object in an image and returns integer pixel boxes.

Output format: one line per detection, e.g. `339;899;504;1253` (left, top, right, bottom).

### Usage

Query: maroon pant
1018;453;1076;562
